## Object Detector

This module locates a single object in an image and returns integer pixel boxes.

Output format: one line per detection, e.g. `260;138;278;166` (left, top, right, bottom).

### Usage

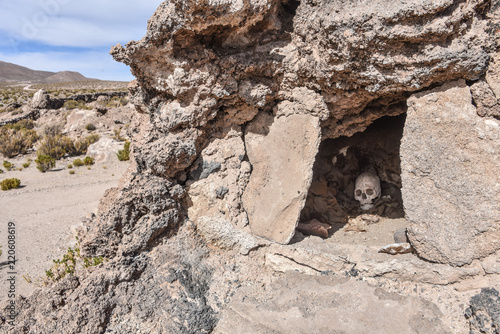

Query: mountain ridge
0;60;92;83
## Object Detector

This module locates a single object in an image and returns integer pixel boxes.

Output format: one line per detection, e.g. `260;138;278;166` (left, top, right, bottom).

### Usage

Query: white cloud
0;50;134;81
0;0;163;47
0;1;164;80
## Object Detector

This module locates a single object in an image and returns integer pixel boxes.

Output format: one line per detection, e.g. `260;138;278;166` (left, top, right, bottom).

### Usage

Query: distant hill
0;60;93;83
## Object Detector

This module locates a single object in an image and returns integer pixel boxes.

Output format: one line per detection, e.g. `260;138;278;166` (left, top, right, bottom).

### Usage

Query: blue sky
0;0;163;81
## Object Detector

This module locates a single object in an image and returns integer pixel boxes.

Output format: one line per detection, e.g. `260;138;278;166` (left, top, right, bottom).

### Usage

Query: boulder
30;89;50;109
196;216;261;255
401;80;500;266
242;111;321;244
87;138;125;164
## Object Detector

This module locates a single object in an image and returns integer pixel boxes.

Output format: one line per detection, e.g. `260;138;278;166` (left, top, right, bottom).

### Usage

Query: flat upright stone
243;112;321;244
401;80;500;266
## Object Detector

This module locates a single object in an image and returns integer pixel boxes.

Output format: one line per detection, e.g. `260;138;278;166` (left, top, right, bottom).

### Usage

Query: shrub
42;124;63;137
67;164;73;169
112;129;126;142
1;178;21;190
65;139;86;156
69;170;75;175
4;119;35;131
85;134;100;145
22;162;30;168
85;123;96;131
3;160;13;171
44;238;105;283
73;158;84;167
83;156;94;166
0;169;3;173
35;154;55;172
63;100;78;110
37;135;72;160
63;100;90;110
65;135;100;157
106;96;128;107
117;141;130;161
0;126;39;158
105;96;124;108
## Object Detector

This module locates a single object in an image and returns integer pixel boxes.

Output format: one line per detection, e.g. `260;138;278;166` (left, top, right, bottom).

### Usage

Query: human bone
379;243;413;255
354;172;381;210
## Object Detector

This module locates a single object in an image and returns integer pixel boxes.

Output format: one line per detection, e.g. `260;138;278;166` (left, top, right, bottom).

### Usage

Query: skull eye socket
355;190;362;197
366;189;374;196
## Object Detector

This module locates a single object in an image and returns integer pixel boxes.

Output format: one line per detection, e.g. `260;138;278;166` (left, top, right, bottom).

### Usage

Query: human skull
354;172;381;210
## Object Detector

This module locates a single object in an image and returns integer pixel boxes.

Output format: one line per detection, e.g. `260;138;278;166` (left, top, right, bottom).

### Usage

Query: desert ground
0;154;128;303
0;81;132;303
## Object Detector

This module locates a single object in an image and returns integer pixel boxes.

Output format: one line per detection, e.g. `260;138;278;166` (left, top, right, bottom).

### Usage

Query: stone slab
401;80;500;266
242;112;321;244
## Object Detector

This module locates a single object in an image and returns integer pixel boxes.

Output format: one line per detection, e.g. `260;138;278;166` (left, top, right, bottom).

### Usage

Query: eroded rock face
471;52;500;118
466;288;500;334
186;126;251;228
401;80;500;266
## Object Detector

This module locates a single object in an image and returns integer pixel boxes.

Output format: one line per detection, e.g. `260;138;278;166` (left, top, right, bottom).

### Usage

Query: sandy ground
0;154;128;304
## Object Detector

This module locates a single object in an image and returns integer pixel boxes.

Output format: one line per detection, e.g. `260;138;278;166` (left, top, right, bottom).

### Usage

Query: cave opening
296;113;407;239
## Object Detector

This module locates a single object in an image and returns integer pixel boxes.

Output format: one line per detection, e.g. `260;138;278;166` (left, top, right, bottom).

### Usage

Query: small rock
394;228;408;243
192;160;221;180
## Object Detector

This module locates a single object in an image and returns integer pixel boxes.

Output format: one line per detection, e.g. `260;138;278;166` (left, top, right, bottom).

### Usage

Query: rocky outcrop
0;91;128;126
106;0;495;248
2;0;500;333
466;288;500;334
30;89;50;109
49;91;128;109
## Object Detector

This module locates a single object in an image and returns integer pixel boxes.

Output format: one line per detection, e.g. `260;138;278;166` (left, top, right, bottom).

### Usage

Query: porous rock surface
243;111;321;243
401;80;500;266
215;272;452;334
466;288;500;334
2;0;500;333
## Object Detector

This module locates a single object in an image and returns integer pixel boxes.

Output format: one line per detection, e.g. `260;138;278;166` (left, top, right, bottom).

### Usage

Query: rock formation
2;0;500;332
401;80;500;266
466;288;500;334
